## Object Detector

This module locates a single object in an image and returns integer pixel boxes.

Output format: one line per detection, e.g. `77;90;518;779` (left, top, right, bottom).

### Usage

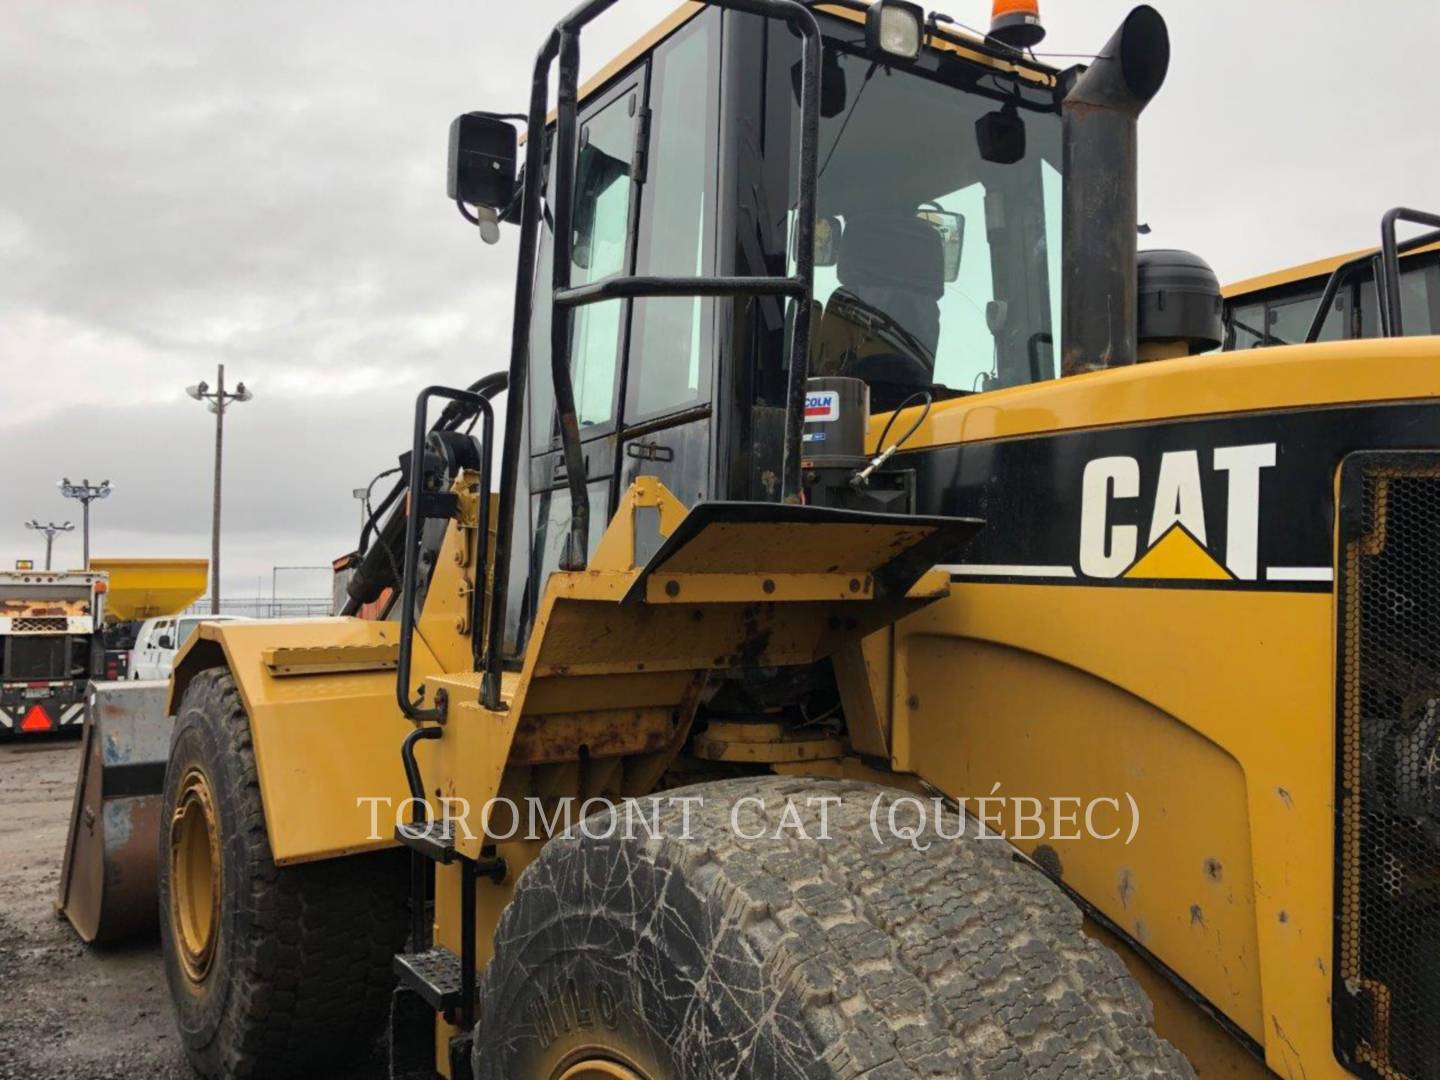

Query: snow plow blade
56;680;173;944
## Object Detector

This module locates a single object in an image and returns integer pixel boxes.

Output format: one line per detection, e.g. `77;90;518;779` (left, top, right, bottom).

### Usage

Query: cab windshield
785;36;1063;409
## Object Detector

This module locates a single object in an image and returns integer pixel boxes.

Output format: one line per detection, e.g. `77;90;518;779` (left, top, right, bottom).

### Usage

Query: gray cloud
2;0;1436;595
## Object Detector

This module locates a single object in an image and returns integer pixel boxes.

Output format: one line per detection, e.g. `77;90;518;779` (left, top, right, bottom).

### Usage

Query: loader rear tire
158;668;409;1079
473;776;1193;1079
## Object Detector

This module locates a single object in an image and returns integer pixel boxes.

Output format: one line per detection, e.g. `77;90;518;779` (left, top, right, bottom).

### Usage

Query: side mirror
814;215;841;267
157;634;173;650
447;113;518;212
570;135;631;270
916;209;965;282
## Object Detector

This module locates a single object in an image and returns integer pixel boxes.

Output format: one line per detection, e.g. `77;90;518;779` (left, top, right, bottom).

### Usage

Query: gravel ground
0;732;190;1079
0;731;396;1080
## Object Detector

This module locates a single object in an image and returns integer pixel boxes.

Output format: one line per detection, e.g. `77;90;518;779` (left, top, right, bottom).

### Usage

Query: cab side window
529;87;640;442
1359;252;1440;337
1226;299;1264;349
1224;283;1342;348
1399;252;1440;333
569;96;638;426
1268;288;1340;345
625;17;719;420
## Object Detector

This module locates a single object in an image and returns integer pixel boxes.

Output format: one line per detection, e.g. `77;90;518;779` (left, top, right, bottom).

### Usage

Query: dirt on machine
60;2;1440;1079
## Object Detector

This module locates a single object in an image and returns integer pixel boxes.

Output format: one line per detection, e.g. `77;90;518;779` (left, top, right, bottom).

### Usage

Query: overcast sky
1;1;1435;599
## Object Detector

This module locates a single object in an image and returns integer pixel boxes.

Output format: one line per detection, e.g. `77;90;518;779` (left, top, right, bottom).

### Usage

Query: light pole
57;480;111;569
24;520;74;570
352;487;368;533
187;364;253;614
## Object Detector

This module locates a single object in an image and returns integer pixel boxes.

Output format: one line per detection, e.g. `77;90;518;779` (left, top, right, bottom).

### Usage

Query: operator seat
815;212;944;411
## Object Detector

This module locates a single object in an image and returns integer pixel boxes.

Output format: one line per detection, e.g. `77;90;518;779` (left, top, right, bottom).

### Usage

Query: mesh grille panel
4;635;67;680
13;617;66;632
1336;454;1440;1080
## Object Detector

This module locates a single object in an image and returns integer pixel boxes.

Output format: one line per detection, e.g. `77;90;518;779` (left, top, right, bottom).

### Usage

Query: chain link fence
182;597;334;619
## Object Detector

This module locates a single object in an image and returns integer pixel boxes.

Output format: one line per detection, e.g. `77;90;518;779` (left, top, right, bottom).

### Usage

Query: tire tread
479;775;1193;1079
161;668;408;1079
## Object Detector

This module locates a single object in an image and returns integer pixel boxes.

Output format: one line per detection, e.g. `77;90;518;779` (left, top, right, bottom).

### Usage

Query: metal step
393;819;457;864
394;946;465;1013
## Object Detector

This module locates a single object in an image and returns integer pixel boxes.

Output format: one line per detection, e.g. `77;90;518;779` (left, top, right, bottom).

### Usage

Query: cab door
519;11;721;636
613;14;720;517
526;70;646;612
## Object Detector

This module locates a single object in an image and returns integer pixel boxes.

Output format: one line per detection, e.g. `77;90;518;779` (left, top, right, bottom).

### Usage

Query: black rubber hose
340;371;508;616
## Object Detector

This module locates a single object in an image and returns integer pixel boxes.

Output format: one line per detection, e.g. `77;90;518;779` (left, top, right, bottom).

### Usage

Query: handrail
343;371;506;618
1380;208;1440;337
1307;212;1440;343
398;724;442;949
482;0;822;709
554;275;807;306
397;385;493;722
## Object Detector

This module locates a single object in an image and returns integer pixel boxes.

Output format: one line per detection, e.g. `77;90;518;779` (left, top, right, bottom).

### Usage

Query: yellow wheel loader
68;1;1440;1077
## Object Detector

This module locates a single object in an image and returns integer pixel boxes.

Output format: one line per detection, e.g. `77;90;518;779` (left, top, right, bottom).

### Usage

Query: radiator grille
1335;453;1440;1080
12;616;67;633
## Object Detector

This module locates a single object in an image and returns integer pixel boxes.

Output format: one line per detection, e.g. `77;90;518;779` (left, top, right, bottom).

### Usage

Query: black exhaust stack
1060;6;1170;377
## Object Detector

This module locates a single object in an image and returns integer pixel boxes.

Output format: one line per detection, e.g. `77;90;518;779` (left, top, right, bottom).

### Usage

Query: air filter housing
1136;248;1224;359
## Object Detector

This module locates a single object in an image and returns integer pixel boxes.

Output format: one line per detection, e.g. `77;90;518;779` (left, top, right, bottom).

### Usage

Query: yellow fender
169;617;439;864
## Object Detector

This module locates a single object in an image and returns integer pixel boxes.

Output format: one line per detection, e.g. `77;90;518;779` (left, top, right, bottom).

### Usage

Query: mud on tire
158;668;409;1079
474;776;1194;1079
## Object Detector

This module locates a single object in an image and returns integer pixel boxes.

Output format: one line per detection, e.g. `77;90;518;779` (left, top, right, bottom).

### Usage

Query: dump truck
0;569;106;735
66;2;1440;1078
89;557;210;677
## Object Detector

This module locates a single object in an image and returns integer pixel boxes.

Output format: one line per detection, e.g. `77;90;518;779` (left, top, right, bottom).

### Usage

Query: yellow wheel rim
555;1061;646;1080
169;766;221;983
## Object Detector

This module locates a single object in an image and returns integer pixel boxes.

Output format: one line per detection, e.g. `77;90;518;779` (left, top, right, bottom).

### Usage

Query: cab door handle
626;440;674;463
552;452;589;482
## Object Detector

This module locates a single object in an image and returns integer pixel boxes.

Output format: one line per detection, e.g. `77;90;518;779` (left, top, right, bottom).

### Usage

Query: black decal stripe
906;401;1440;592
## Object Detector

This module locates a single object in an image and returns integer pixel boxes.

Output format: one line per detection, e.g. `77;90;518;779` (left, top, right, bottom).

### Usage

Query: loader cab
1223;241;1440;349
486;3;1065;656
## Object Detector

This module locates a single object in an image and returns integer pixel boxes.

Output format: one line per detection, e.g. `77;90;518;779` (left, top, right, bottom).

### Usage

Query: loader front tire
473;776;1193;1079
158;668;409;1079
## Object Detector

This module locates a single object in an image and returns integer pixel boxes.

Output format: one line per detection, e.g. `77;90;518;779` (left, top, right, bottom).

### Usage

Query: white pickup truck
127;613;250;681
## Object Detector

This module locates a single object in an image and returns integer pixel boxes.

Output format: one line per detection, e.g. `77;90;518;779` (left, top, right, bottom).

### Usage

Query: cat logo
1079;443;1276;581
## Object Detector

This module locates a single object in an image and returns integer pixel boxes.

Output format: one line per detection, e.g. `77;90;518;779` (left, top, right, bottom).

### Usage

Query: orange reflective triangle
20;704;53;732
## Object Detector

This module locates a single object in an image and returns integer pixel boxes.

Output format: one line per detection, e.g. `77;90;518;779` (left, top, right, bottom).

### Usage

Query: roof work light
865;0;924;61
990;0;1046;48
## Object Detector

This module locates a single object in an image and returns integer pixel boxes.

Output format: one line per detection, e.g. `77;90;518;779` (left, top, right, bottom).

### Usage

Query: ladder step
394;947;465;1013
394;819;457;863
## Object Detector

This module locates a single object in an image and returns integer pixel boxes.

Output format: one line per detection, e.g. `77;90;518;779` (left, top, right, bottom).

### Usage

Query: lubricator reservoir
801;376;869;468
801;376;916;514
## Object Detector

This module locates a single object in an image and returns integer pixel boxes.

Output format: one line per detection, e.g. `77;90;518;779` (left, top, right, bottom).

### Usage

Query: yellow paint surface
891;581;1345;1077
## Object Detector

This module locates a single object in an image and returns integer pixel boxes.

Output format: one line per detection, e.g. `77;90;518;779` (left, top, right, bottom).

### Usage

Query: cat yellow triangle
1123;523;1233;580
